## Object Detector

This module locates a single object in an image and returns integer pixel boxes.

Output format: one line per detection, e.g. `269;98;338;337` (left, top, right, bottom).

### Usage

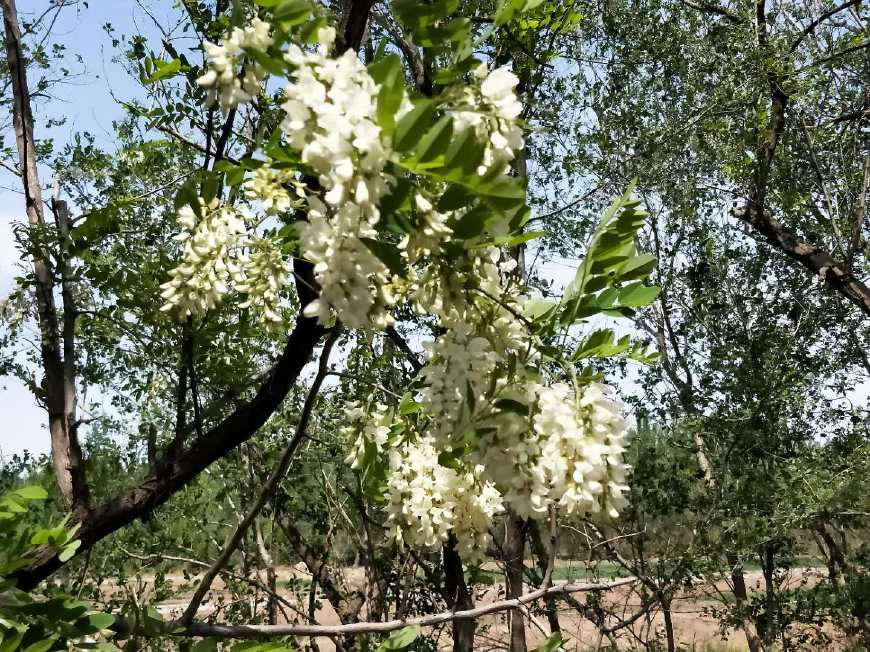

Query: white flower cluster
236;238;288;326
470;382;630;520
197;17;273;113
386;437;503;562
399;194;453;263
282;28;395;329
419;321;497;444
533;382;629;518
160;198;250;318
244;166;299;215
343;401;392;470
451;65;525;177
159;198;289;325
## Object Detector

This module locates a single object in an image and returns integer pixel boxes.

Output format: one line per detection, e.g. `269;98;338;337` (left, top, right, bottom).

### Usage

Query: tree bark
730;558;762;652
660;594;676;652
443;536;476;652
504;508;528;652
527;519;560;635
2;0;90;517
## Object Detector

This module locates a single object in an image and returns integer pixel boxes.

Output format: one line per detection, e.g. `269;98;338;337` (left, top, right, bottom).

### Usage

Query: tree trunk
504;508;528;652
759;544;778;651
527;519;560;635
443;536;475;652
660;594;676;652
729;557;762;652
2;0;90;517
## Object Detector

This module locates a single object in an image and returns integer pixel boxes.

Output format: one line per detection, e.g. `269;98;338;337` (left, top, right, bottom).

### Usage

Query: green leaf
377;625;420;651
59;539;82;562
144;58;182;84
617;282;661;307
478;177;527;212
380;177;412;223
0;632;23;652
415;116;453;163
441;128;485;177
368;55;405;134
494;398;529;415
22;639;56;652
616;254;657;282
246;49;286;76
360;238;407;276
191;639;220;652
74;612;116;634
174;180;202;219
393;101;436;153
451;204;489;239
474;230;546;248
532;633;564;652
437;184;474;211
274;0;313;24
13;486;47;501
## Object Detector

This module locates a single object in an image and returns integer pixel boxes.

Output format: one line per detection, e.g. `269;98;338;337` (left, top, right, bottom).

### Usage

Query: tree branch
181;328;340;623
113;578;637;639
735;0;870;315
788;0;863;53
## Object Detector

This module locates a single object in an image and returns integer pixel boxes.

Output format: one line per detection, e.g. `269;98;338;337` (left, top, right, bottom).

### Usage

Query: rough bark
2;0;89;516
504;508;528;652
526;519;560;635
730;559;762;652
660;595;676;652
443;536;476;652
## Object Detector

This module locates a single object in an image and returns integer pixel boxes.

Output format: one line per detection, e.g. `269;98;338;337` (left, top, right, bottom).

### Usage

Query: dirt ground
139;563;845;651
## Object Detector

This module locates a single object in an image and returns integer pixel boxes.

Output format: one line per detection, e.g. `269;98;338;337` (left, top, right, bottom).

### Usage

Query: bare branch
113;578;637;639
789;0;863;53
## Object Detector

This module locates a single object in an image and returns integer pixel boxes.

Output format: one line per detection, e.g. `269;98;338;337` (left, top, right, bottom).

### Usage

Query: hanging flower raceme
160;198;250;318
197;17;273;113
235;237;289;327
343;401;393;470
450;64;525;178
386;437;503;562
243;166;299;215
532;382;630;518
419;321;497;444
281;27;396;329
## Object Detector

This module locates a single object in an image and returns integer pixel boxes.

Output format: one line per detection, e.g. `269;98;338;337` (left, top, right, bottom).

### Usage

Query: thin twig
180;328;341;624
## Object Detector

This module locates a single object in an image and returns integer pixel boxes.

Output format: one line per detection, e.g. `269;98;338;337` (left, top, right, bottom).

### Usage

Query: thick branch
735;1;870;316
